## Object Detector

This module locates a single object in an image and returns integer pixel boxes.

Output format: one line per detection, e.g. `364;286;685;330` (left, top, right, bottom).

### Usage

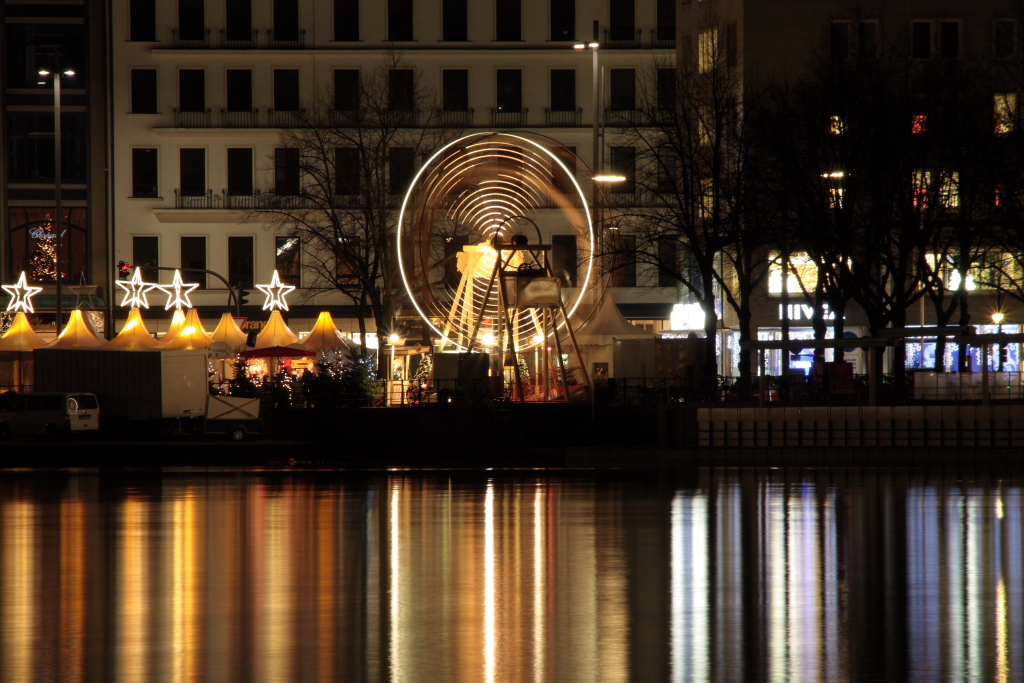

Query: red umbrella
239;345;310;358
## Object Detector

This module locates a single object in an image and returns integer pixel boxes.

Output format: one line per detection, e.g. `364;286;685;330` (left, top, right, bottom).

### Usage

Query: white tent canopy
574;295;655;346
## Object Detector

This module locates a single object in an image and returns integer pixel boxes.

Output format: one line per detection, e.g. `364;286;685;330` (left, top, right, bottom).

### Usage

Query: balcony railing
540;192;585;208
604;108;640;127
545;108;583;126
172;27;211;48
268;28;306;48
226;189;317;210
386;108;422;127
175;189;222;209
491;108;528;127
331;109;362;127
268;108;307;127
651;29;676;49
174;108;212;127
220;28;259;48
604;28;642;49
434;108;474;128
221;108;261;127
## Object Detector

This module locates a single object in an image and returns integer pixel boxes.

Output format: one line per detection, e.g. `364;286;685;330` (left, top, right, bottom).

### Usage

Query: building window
133;236;159;283
388;0;413;41
912;21;931;59
178;69;206;111
940;21;960;59
912;169;931;208
178;0;205;41
227;148;253;196
656;0;675;42
724;23;737;67
130;69;158;114
995;93;1017;134
608;0;634;41
912;114;927;134
180;236;207;288
226;69;253;112
496;0;521;40
607;233;636;287
658;237;678;287
859;21;878;59
830;22;849;61
132;148;159;198
130;0;156;41
609;146;635;194
698;28;718;72
273;0;299;42
830;115;845;135
551;0;574;41
657;68;676;110
225;0;252;41
496;69;522;111
335;148;360;195
389;147;415;195
608;69;635;111
179;148;206;197
443;69;469;111
334;69;360;112
550;69;576;111
550;145;576;194
274;69;300;111
276;236;301;286
939;171;959;208
388;69;415;111
551;235;578;287
657;146;678;192
275;148;301;195
228;236;254;289
443;0;467;41
995;20;1015;59
337;237;361;285
334;0;359;41
768;252;818;294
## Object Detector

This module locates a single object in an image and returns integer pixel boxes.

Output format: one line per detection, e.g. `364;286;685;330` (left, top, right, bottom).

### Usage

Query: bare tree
246;51;457;354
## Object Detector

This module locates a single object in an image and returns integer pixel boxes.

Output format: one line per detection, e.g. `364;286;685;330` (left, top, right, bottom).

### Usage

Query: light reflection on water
0;469;1021;682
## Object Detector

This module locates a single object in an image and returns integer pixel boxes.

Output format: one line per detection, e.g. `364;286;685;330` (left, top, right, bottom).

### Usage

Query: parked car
0;392;100;441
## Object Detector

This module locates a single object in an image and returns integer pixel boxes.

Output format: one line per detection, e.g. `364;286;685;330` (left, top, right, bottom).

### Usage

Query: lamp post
993;312;1005;371
38;64;75;331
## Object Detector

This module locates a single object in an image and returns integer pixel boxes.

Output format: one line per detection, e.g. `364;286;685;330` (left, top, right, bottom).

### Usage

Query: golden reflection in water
532;484;544;683
61;496;86;682
262;482;293;682
171;487;203;683
484;481;495;683
2;499;34;683
317;490;338;683
118;496;150;683
389;480;403;683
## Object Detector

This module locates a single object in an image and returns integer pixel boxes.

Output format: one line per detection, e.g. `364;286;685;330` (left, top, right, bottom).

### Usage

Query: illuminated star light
162;269;200;310
2;272;44;313
256;270;296;311
116;267;161;309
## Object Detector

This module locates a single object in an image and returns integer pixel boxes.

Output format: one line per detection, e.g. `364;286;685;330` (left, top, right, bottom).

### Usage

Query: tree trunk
831;300;846;363
957;280;971;371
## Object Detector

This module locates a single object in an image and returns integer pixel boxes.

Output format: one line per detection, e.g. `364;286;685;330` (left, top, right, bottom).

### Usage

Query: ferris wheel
397;132;596;356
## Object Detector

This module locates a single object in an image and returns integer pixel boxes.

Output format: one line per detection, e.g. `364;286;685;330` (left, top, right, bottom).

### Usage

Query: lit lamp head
993;312;1005;325
389;333;400;344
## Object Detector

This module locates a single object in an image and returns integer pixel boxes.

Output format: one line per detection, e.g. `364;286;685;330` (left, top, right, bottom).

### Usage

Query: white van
0;392;100;441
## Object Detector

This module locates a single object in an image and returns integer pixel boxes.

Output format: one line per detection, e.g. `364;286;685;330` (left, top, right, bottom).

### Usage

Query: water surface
0;468;1021;682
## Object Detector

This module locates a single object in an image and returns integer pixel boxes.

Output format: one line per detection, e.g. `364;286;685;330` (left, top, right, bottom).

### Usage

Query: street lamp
993;312;1005;371
38;65;75;331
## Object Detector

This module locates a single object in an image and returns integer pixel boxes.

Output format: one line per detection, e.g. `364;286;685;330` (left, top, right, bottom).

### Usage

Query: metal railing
385;379;497;406
434;108;474;128
491;108;528;127
268;28;306;48
221;108;261;127
268;108;307;127
539;192;584;208
331;109;362;127
604;27;642;48
604;107;640;126
385;108;422;127
220;28;259;48
545;108;583;126
175;189;222;209
172;27;211;48
224;189;316;210
174;108;212;127
651;29;675;49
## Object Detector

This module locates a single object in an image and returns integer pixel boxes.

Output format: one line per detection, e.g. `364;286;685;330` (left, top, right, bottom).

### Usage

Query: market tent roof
160;308;187;343
47;309;104;348
210;312;248;348
574;295;656;346
104;308;161;349
0;311;46;352
254;310;300;349
301;311;353;353
162;308;214;349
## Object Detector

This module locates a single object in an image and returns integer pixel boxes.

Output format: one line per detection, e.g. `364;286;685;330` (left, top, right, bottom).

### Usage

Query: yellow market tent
104;308;161;349
254;309;300;349
160;308;187;343
0;311;46;352
162;308;213;349
211;312;248;349
301;311;354;354
48;309;104;348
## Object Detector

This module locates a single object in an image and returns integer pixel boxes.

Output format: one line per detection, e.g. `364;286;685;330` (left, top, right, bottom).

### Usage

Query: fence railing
172;27;211;48
545;108;583;126
268;28;306;48
386;379;497;406
220;29;259;48
221;108;261;127
604;27;642;49
434;108;474;128
651;29;675;49
331;109;362;127
175;189;222;209
268;108;307;127
174;108;212;127
491;108;528;127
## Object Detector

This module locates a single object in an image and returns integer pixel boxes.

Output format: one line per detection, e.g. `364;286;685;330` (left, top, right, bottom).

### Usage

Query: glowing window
830;115;845;135
995;93;1017;134
698;28;718;73
768;252;818;294
912;114;927;133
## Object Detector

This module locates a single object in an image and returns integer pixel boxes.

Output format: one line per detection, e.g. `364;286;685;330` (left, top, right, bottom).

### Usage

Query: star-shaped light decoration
2;272;43;313
256;270;296;311
116;267;161;309
69;274;99;310
161;270;200;310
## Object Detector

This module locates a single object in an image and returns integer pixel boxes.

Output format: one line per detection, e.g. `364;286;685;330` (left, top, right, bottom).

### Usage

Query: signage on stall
777;303;842;321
